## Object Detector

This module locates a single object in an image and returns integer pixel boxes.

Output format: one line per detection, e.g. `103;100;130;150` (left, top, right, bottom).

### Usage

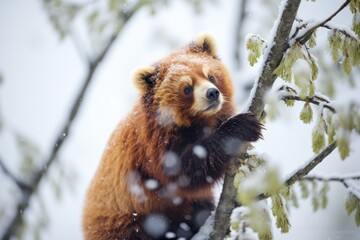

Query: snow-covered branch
302;174;360;199
284;142;338;187
210;0;302;239
302;174;360;184
322;24;359;40
250;142;338;202
301;173;360;206
294;0;352;45
281;94;336;113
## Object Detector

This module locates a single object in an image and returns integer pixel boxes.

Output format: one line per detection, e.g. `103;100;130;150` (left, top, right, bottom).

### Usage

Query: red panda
82;33;262;240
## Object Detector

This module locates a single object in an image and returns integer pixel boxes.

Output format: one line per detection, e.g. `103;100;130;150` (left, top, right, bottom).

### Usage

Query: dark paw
218;112;264;142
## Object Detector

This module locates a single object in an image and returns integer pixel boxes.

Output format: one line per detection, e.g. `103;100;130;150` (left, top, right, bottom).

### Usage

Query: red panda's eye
209;76;216;83
183;86;193;95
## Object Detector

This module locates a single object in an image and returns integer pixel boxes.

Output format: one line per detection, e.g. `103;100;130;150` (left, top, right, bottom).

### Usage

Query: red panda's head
133;33;236;128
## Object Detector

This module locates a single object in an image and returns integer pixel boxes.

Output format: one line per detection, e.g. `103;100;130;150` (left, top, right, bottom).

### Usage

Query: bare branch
295;0;351;45
302;173;360;200
0;157;31;192
303;175;360;182
1;3;143;239
69;28;90;63
210;1;302;239
302;174;360;189
233;0;249;67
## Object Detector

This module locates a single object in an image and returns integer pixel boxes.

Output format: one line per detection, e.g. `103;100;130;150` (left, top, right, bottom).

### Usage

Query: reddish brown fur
83;33;240;240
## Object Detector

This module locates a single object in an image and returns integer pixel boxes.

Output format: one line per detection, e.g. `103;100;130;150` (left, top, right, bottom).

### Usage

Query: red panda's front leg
179;113;263;189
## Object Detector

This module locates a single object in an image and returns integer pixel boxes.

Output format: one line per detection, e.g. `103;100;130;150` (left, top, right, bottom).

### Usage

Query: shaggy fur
82;33;262;240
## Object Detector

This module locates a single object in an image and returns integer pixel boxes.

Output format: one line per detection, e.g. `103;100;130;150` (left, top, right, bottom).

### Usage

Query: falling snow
193;145;207;159
143;214;169;238
145;179;159;190
163;151;181;177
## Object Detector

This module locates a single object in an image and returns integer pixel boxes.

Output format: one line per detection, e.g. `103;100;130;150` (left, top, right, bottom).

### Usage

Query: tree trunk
210;1;302;239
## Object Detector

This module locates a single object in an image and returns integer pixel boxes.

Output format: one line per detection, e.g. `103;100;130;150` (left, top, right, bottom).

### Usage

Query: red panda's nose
206;88;220;101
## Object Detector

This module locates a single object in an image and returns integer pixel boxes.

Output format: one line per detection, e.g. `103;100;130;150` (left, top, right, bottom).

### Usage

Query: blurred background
0;0;359;239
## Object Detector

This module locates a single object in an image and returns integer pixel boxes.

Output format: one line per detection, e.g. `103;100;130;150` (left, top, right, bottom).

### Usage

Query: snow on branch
277;83;336;115
294;0;352;45
302;174;360;199
345;179;360;200
227;142;341;229
250;142;338;202
322;23;359;40
281;94;336;113
300;173;360;226
302;174;360;184
210;0;302;239
212;0;358;238
284;142;338;187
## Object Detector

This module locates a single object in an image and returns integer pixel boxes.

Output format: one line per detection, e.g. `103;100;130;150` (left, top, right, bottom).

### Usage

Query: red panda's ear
133;66;156;92
191;32;218;56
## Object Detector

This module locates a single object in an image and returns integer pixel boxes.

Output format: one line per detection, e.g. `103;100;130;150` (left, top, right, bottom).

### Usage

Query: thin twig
281;95;336;113
302;174;360;189
0;157;31;192
290;18;307;39
321;24;359;41
295;0;351;45
303;175;360;182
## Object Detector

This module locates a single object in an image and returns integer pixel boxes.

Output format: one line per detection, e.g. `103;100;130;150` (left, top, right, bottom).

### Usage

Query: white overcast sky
0;0;359;239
